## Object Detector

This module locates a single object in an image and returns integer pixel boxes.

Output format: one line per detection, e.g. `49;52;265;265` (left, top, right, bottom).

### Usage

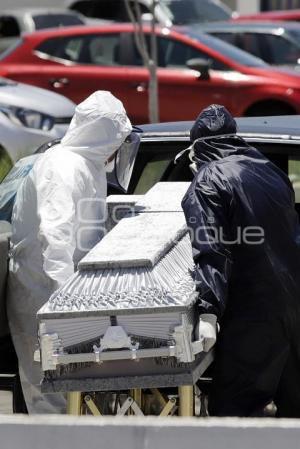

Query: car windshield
32;14;84;29
160;0;232;24
186;30;268;67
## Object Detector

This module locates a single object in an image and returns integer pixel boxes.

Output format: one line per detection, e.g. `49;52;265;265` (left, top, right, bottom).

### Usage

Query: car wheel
245;101;296;117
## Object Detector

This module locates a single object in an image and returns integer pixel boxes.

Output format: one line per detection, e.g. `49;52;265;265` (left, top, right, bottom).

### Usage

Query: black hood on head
190;104;250;166
190;104;237;141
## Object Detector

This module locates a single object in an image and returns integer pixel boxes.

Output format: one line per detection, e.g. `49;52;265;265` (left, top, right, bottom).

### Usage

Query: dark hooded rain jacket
182;106;300;338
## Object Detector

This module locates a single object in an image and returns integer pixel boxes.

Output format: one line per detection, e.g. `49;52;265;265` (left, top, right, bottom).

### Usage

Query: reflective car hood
0;77;75;117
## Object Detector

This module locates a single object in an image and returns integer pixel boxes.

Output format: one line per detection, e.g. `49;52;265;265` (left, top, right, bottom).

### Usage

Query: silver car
0;77;75;180
0;8;94;54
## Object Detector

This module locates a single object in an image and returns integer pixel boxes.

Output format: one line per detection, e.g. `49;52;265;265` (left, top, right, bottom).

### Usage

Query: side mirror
186;58;211;80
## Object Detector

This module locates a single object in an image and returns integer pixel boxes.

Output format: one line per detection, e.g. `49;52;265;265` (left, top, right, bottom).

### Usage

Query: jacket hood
190;104;250;166
60;91;132;164
190;104;237;141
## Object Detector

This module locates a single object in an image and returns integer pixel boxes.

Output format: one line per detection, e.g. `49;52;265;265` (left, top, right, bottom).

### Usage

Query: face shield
106;128;141;193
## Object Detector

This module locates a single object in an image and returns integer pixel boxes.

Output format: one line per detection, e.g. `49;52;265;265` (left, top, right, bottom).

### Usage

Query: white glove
196;314;218;352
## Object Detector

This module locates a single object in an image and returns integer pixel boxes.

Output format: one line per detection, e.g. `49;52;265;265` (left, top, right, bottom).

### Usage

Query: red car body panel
1;24;300;123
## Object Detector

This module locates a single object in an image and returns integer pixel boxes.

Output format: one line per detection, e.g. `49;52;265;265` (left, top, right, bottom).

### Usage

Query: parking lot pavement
0;391;13;414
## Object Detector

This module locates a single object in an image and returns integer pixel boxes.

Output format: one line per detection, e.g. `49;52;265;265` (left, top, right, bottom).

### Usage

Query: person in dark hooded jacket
181;104;300;417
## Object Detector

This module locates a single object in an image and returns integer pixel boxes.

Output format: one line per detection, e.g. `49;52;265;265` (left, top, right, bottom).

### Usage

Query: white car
0;77;75;178
0;8;111;54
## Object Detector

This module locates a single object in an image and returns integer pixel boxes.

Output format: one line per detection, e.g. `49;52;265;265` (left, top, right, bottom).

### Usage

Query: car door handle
131;82;148;92
49;77;69;88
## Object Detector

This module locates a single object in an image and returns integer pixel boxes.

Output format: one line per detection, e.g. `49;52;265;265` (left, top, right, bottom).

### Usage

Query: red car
235;9;300;22
2;24;300;123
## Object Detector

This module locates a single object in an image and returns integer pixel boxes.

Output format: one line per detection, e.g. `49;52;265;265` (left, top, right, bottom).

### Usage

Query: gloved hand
196;314;218;352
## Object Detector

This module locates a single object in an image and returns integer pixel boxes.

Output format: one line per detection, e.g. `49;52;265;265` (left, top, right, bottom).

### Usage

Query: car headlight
0;104;55;131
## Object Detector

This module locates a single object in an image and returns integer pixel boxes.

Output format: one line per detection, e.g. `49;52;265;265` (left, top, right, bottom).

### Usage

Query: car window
36;36;74;60
158;36;229;70
288;28;300;42
32;14;84;30
0;16;20;37
209;31;238;47
212;31;264;63
237;33;264;60
130;140;193;194
160;0;231;24
88;35;121;65
186;31;267;67
159;37;201;67
63;37;84;62
127;33;229;70
36;34;121;65
261;33;300;65
70;0;149;21
134;156;172;194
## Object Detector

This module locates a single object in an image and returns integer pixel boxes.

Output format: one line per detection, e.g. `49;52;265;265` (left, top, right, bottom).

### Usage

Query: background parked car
235;9;300;23
0;77;75;181
66;0;234;26
131;115;300;206
3;24;300;123
0;8;91;54
202;21;300;70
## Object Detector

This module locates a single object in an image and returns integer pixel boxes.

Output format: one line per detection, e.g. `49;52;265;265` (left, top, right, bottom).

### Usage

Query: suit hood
60;91;132;164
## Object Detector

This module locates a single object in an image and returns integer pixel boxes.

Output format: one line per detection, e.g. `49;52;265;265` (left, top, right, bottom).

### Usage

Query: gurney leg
131;388;142;409
178;385;194;417
67;392;82;415
84;395;102;416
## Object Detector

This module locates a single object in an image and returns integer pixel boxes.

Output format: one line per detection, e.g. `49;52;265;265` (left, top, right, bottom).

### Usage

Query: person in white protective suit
7;91;133;414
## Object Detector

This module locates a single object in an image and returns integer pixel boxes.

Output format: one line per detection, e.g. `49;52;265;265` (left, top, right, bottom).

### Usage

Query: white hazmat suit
7;91;132;413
